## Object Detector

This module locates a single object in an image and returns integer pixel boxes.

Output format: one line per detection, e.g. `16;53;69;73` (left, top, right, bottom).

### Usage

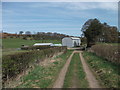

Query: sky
2;2;118;36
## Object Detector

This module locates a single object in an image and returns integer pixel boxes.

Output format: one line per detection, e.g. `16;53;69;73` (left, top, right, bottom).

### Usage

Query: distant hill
1;32;76;40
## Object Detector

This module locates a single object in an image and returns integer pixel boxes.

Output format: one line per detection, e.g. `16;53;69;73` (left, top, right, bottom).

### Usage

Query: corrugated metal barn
62;37;81;48
33;43;54;46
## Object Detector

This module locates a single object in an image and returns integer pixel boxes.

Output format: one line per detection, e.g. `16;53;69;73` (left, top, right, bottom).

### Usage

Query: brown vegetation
2;46;67;86
91;44;120;64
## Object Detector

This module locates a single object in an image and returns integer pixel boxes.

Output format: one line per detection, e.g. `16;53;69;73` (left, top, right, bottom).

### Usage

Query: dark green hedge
2;46;67;83
21;45;51;50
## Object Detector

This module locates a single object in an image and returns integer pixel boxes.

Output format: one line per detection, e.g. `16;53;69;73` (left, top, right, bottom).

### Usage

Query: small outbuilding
62;37;81;48
54;44;62;46
33;43;54;46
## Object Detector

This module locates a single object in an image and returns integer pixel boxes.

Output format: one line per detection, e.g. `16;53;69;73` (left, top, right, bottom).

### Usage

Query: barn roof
33;43;54;46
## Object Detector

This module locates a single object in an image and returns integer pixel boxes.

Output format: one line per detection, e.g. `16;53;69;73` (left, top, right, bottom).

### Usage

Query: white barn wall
72;39;81;46
62;37;73;47
62;37;81;48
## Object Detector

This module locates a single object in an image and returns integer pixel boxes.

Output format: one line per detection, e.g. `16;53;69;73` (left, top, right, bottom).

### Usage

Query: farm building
33;43;54;46
54;44;62;46
62;37;81;48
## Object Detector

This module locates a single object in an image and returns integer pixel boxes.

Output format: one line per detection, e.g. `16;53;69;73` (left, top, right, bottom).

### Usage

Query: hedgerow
21;45;51;50
91;44;120;64
83;51;120;88
2;46;67;84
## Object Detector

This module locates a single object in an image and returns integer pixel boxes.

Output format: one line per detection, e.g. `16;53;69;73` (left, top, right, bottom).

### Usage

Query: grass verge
16;50;73;88
63;53;89;88
82;51;120;88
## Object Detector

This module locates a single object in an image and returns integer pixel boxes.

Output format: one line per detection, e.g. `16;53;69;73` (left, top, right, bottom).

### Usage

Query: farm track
79;51;101;88
71;62;80;88
53;51;75;88
53;50;101;88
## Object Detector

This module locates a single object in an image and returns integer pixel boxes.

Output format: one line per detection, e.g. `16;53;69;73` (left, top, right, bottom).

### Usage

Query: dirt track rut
53;50;101;88
53;51;74;88
79;51;101;88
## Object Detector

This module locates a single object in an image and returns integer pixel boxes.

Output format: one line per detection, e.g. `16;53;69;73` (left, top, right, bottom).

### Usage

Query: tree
19;31;24;35
98;23;118;43
25;31;31;35
81;19;119;46
81;37;87;45
118;32;120;43
82;18;103;47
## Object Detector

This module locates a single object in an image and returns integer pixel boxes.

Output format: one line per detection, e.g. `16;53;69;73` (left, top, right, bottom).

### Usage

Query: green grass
82;51;120;88
2;38;61;55
63;53;89;88
2;38;61;48
16;50;73;88
2;48;29;55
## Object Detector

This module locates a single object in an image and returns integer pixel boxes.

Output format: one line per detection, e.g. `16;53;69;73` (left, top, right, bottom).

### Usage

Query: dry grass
91;44;120;64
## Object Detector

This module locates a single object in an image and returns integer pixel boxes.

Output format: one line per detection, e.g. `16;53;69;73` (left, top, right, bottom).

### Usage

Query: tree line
2;31;70;40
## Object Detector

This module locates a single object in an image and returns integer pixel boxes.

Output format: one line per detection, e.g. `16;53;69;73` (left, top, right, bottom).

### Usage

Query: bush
91;44;120;64
21;45;51;50
2;46;67;83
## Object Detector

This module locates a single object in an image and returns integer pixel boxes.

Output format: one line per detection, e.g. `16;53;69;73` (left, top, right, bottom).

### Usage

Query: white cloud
2;1;118;33
1;0;119;2
2;2;118;18
3;22;81;28
67;2;118;11
27;2;118;11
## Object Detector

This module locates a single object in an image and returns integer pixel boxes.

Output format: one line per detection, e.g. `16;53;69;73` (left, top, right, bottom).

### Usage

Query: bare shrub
91;44;120;64
2;46;67;84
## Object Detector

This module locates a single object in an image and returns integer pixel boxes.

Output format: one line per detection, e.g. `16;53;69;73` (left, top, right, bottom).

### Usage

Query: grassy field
15;50;73;88
2;38;61;48
82;51;120;88
63;53;88;88
2;38;61;55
